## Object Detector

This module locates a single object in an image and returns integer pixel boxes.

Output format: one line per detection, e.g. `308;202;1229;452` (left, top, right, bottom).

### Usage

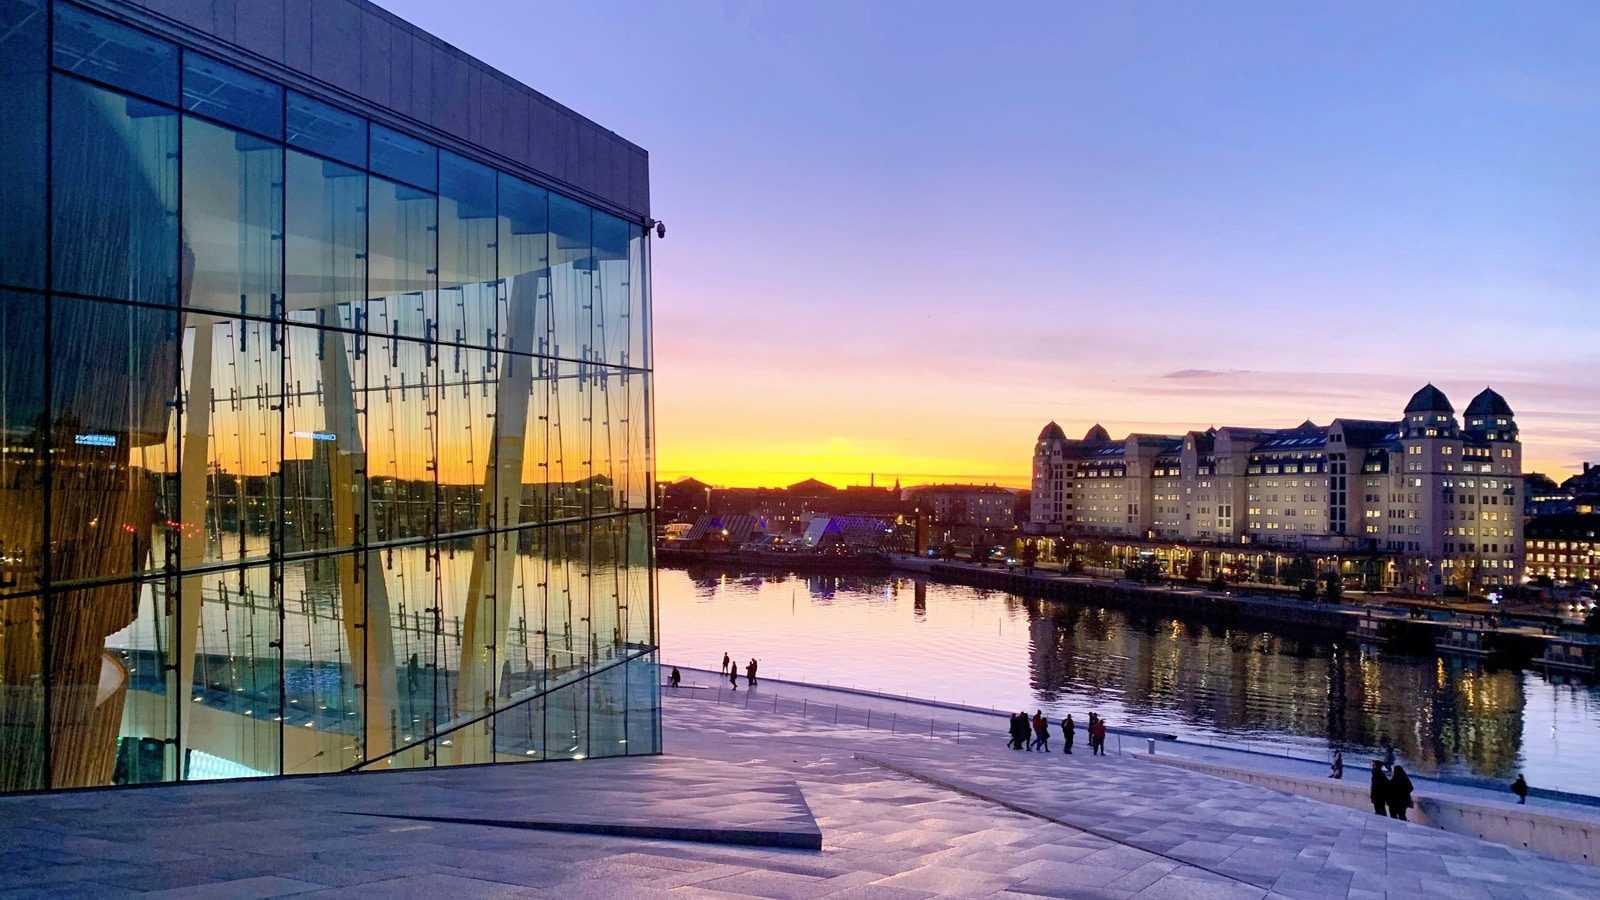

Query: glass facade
0;1;656;793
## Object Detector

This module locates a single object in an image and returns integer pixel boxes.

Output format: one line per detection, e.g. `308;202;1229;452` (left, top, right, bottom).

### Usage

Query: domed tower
1464;387;1517;442
1030;422;1069;533
1403;383;1456;438
1083;423;1111;443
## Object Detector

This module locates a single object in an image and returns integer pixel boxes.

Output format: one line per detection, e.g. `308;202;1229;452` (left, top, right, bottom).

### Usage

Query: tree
1021;541;1039;571
1322;571;1343;604
1125;557;1163;584
1282;554;1315;588
1183;553;1204;583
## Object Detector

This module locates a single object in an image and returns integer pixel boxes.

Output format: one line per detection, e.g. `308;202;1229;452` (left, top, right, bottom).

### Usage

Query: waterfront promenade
4;673;1599;897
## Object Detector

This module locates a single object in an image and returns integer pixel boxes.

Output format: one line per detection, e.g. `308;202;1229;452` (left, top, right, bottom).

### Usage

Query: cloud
1161;368;1253;380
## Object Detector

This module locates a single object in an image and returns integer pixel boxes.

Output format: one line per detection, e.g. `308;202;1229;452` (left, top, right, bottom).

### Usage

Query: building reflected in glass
0;0;657;792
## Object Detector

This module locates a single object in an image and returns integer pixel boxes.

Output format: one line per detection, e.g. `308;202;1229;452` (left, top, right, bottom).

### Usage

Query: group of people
720;652;759;689
1007;710;1108;755
1349;741;1533;819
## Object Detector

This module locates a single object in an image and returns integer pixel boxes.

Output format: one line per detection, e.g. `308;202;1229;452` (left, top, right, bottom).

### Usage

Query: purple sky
381;1;1599;486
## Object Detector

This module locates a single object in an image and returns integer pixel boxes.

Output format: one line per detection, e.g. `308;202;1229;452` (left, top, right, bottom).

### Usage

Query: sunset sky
383;1;1599;489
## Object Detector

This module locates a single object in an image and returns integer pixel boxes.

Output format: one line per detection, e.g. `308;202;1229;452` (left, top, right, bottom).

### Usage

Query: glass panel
366;542;439;767
370;124;436;192
438;151;497;350
52;2;178;103
497;174;549;358
367;176;436;344
437;345;493;538
48;296;180;587
436;532;490;766
281;321;363;556
179;315;279;570
623;512;653;647
0;590;47;792
512;352;551;526
181;116;284;319
588;652;626;759
549;194;590;363
51;75;178;305
592;211;631;369
182;52;282;138
60;575;174;788
0;291;47;598
286;91;365;168
106;576;178;786
284;151;365;316
279;547;363;774
365;333;435;545
594;369;649;513
624;650;660;756
550;360;590;520
185;562;280;779
0;0;46;288
629;225;649;371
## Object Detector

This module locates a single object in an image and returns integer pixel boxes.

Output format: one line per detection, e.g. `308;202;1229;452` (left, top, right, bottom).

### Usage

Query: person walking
1062;714;1075;755
1008;712;1027;750
745;659;756;687
669;666;681;689
1511;774;1529;805
1091;717;1107;755
1329;750;1344;780
750;658;759;685
728;663;738;690
1032;710;1050;752
1369;761;1390;816
722;652;731;676
1387;765;1414;821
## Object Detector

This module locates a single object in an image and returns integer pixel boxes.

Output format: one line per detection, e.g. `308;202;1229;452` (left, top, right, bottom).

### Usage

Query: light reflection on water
660;566;1600;795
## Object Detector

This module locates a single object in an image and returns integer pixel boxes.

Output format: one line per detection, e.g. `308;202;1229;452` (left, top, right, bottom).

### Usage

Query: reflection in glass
13;41;655;791
0;0;46;288
368;177;436;343
52;75;178;306
53;1;178;103
181;116;283;318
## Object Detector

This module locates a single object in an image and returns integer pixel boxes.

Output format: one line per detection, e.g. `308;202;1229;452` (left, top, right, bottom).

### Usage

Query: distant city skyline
379;0;1600;487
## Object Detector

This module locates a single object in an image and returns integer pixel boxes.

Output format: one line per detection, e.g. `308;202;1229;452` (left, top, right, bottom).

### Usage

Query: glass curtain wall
0;0;656;794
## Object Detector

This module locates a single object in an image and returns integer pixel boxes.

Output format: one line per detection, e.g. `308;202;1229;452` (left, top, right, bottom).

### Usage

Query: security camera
654;220;666;239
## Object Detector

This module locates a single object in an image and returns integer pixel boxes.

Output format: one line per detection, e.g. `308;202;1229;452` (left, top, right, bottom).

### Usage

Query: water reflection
661;566;1600;793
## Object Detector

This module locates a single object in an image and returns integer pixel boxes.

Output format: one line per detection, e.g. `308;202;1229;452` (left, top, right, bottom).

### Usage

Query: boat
1537;635;1600;677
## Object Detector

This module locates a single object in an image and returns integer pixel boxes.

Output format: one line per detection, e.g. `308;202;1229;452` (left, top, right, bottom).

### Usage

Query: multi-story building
0;0;657;794
1525;514;1600;586
902;484;1016;528
1028;385;1524;593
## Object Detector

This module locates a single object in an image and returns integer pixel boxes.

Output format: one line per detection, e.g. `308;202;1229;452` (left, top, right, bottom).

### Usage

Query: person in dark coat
1032;711;1050;752
1387;765;1414;820
1512;774;1529;805
669;666;681;689
1369;761;1389;815
1062;714;1075;754
1009;712;1028;750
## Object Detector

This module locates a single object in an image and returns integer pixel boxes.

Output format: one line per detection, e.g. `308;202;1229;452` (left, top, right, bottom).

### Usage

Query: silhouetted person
722;652;731;675
1387;766;1414;820
1329;750;1343;780
407;653;420;694
1010;712;1029;750
745;659;756;687
1369;762;1389;815
1062;714;1075;754
1512;774;1528;805
500;660;513;699
1092;716;1108;755
1032;710;1050;751
728;664;738;690
669;666;681;689
751;658;759;684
